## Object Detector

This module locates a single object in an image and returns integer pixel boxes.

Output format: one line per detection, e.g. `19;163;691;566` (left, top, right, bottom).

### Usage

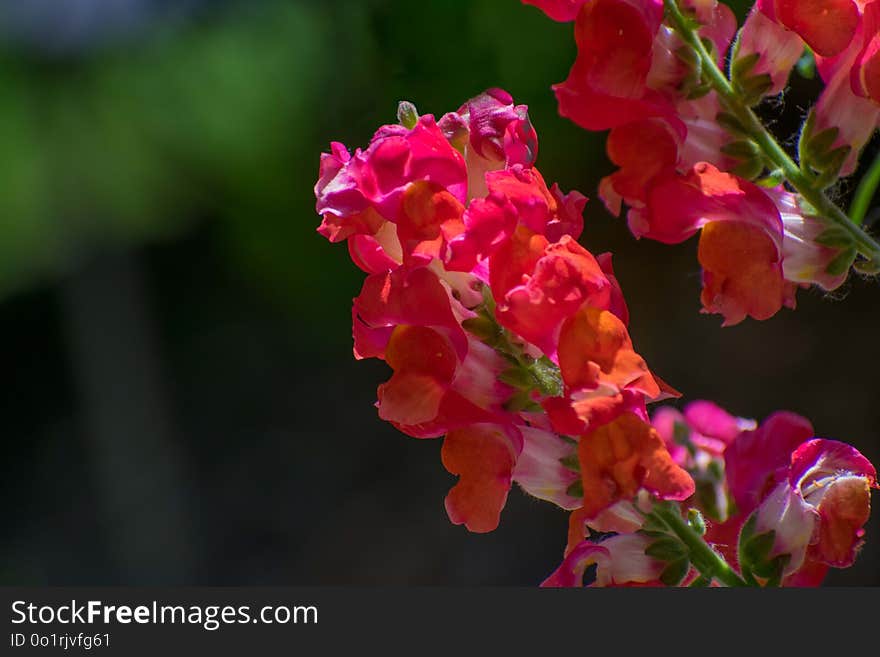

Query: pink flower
542;533;666;587
316;117;466;244
630;162;796;325
758;0;861;57
734;5;806;97
813;3;880;177
552;0;671;131
714;411;878;582
565;412;695;551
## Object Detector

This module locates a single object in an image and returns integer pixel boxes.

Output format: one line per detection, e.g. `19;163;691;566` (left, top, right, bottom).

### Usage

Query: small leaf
814;145;851;188
461;316;499;342
686;81;713;100
721;140;762;160
805;126;840;162
498;367;535;389
741;530;776;568
566;479;584;498
645;536;689;561
739;73;774;105
798;111;817;166
825;246;857;276
715;111;749;137
640;515;670;535
660;558;691;586
731;52;760;81
503;389;541;413
559;453;581;473
753;554;789;582
732;157;766;181
674;45;700;69
755;169;785;187
814;226;855;248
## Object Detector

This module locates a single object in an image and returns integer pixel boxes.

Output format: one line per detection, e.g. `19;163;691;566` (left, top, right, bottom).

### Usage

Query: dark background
0;0;877;586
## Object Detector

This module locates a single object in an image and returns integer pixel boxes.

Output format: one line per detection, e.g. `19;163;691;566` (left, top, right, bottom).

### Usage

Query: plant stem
663;0;880;264
850;148;880;225
653;504;748;587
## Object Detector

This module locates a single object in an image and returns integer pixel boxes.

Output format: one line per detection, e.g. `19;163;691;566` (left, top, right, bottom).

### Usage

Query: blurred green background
1;0;877;585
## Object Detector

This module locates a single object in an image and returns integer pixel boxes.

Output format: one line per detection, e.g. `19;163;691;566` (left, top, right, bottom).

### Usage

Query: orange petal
698;220;788;325
816;475;872;567
442;424;518;533
377;326;459;426
558;307;658;397
577;413;694;520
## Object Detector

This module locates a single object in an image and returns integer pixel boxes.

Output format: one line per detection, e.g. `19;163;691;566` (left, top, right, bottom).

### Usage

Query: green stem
663;0;880;264
653;504;748;587
850;149;880;225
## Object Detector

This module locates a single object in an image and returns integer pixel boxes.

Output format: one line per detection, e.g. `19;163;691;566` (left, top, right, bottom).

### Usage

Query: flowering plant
313;0;878;586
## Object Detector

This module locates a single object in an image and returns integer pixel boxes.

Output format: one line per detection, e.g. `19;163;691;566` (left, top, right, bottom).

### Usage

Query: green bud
687;509;707;536
397;101;419;129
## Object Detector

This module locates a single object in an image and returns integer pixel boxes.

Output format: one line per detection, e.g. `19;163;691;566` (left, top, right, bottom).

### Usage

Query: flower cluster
316;89;693;535
524;0;880;325
314;90;876;586
545;401;877;586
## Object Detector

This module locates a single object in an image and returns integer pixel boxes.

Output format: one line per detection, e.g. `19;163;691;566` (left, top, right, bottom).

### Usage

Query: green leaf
755;169;785;187
686;81;714;100
721;140;762;160
806;126;840;161
814;226;855;249
498;367;535;389
814;145;851;188
753;554;789;582
461;316;499;342
645;536;689;561
731;52;760;81
825;246;857;276
732;157;766;181
715;111;750;138
503;389;541;413
660;558;691;586
739;73;774;106
559;453;580;473
798;110;817;167
566;479;584;498
740;529;776;569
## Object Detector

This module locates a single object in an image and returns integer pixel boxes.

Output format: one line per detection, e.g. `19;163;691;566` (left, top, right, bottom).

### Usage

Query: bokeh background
1;0;877;586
